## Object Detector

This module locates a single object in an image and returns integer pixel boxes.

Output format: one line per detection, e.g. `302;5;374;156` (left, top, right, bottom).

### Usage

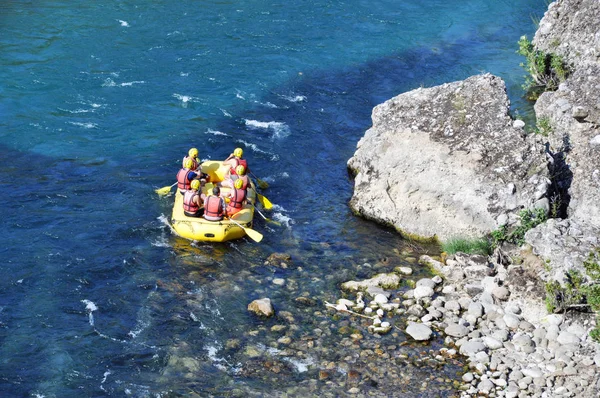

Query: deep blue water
1;0;547;396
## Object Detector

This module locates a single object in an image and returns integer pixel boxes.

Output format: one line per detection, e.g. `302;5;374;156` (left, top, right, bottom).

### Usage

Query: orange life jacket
176;168;192;191
183;190;200;214
204;196;224;220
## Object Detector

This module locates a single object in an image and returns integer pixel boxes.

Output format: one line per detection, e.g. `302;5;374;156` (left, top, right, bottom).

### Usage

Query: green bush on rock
491;208;548;247
517;35;570;100
544;248;600;343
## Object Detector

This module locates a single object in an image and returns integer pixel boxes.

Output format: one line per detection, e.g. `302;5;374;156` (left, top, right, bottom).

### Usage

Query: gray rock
459;340;487;356
556;331;581;346
444;300;461;313
468;301;484;318
348;74;548;240
445;323;469;338
477;379;495;395
413;285;435;300
416;278;436;289
492;286;510;301
483;336;504;350
405;322;433;341
504;313;521;329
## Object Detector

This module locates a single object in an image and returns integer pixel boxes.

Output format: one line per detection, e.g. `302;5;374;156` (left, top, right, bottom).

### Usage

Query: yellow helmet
233;148;243;158
190;179;200;190
184;158;194;169
234;178;243;189
235;165;246;175
189;148;198;158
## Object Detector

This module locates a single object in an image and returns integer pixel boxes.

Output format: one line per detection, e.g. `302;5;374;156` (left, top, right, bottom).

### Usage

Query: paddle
249;187;273;210
253;205;281;226
155;182;177;196
256;192;273;210
228;217;263;242
250;171;269;189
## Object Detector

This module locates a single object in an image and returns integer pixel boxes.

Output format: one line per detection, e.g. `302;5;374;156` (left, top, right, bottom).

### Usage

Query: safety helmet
184;158;194;169
235;165;246;175
189;148;198;158
234;178;243;189
233;148;243;158
190;179;200;190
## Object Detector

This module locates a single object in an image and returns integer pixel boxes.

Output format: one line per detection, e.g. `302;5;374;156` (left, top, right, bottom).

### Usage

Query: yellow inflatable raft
170;161;256;242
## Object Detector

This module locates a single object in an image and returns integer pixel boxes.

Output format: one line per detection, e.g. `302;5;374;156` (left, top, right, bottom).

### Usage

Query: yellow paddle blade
155;184;175;195
243;227;263;243
257;193;273;210
229;217;263;243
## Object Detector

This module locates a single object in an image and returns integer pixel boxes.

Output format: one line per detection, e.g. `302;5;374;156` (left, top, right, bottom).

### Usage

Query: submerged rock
248;298;275;318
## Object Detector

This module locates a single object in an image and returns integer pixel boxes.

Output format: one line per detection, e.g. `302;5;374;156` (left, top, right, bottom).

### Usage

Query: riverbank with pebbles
327;246;600;397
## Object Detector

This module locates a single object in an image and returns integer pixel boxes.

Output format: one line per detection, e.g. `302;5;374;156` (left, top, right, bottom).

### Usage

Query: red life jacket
229;188;246;209
226;188;246;216
229;158;248;175
204;196;224;220
183;190;200;214
176;168;192;191
182;155;199;171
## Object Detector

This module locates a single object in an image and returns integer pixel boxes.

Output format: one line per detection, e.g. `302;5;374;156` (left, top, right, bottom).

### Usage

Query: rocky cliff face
347;74;548;241
533;0;600;227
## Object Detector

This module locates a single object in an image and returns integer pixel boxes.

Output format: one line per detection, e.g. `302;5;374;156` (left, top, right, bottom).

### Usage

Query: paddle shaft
229;218;263;242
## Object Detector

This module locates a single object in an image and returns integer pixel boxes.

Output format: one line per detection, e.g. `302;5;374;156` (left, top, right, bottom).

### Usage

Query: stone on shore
405;322;433;341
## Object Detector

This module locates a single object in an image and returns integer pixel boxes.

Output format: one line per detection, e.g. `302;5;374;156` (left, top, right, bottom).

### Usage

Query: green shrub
517;35;570;100
545;270;585;313
534;117;552;137
491;208;547;247
544;248;600;342
442;237;492;256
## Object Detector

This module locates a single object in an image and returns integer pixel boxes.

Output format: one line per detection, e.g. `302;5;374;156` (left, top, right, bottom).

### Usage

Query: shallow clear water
1;0;546;396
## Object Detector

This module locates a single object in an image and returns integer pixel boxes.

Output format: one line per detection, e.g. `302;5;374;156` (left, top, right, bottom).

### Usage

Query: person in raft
176;158;210;194
182;147;200;171
221;165;249;190
183;179;204;217
223;178;248;217
203;186;225;221
223;147;248;176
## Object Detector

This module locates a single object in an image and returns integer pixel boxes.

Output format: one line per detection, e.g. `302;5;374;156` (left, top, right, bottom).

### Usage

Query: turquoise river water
1;0;547;396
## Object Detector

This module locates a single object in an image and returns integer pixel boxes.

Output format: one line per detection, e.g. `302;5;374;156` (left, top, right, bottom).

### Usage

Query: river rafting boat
170;160;256;242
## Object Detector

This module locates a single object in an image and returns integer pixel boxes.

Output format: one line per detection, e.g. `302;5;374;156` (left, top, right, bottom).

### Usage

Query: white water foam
102;78;146;87
205;343;230;371
69;122;97;129
117;20;129;27
81;299;97;326
244;119;290;139
235;140;270;156
281;94;307;103
271;204;293;227
220;108;232;117
205;129;228;136
173;93;192;103
100;370;111;392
